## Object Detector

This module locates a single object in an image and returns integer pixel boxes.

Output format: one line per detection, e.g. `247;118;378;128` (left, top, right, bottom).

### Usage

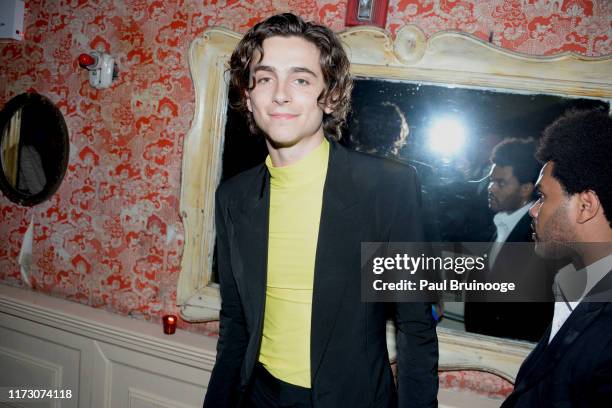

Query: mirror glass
345;79;609;243
218;78;609;341
0;93;69;206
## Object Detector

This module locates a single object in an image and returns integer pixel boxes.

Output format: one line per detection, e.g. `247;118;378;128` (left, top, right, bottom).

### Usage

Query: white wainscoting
0;284;515;408
0;284;217;408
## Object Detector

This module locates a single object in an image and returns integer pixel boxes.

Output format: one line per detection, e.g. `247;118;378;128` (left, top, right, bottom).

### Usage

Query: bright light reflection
427;117;467;156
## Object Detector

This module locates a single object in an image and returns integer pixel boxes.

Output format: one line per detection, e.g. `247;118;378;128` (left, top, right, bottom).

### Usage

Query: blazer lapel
583;269;612;302
230;166;270;352
311;142;360;380
512;300;606;395
505;213;532;243
509;269;612;404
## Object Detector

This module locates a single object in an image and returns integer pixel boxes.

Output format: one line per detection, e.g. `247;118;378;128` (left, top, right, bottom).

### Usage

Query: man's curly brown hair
228;13;352;141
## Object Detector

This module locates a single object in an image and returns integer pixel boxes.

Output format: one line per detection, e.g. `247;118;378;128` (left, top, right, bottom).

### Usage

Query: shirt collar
555;253;612;305
265;139;329;189
493;201;532;232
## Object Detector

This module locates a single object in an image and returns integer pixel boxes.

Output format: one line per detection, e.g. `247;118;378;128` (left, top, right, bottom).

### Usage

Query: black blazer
203;141;438;408
464;213;554;342
502;270;612;407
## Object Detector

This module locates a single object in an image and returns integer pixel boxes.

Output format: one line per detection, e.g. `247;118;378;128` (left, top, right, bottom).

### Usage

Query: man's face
529;162;577;258
488;164;526;213
246;36;331;152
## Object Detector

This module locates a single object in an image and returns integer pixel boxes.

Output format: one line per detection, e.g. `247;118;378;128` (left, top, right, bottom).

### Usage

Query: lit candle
162;314;177;335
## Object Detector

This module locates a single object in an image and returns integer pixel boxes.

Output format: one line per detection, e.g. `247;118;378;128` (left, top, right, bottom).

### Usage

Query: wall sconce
78;51;118;89
345;0;390;29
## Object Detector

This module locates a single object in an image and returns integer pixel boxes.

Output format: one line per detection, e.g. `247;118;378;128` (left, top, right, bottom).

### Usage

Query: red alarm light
78;53;96;68
78;51;116;89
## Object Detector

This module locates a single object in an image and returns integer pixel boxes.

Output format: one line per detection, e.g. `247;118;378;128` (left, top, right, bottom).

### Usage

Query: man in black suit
502;109;612;407
203;14;438;408
465;138;554;341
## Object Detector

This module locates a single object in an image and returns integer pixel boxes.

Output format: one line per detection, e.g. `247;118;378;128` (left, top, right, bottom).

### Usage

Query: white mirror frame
177;25;612;381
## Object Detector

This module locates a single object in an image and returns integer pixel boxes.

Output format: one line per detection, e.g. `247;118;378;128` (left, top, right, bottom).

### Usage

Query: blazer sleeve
390;168;439;408
203;189;249;408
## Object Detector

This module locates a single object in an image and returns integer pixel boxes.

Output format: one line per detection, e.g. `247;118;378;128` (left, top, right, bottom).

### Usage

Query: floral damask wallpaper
0;1;610;334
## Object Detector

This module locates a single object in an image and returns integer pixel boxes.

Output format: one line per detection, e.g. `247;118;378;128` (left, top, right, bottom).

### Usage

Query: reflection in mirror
347;80;608;341
343;79;609;244
0;93;69;206
357;0;373;20
218;78;610;341
1;107;47;195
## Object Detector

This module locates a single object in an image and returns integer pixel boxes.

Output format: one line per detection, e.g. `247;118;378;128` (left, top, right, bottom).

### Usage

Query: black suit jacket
502;270;612;407
203;141;438;408
464;213;555;341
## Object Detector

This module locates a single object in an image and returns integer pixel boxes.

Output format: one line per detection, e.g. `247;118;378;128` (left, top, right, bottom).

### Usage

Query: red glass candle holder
162;314;177;335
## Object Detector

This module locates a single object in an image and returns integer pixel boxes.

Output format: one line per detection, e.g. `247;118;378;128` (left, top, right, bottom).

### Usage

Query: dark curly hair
490;137;540;185
228;13;353;140
537;108;612;227
349;102;408;157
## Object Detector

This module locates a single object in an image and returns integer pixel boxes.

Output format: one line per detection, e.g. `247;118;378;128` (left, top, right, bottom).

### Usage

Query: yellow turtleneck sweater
258;139;329;388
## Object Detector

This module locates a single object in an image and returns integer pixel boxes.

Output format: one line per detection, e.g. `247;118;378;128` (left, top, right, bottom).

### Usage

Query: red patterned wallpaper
0;1;610;333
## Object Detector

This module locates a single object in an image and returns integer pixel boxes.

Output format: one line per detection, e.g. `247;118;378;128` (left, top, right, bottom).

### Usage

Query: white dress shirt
489;202;533;266
548;253;612;343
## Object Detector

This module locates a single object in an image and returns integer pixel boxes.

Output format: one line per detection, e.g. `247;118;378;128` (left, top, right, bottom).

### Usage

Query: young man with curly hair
203;13;438;408
502;109;612;407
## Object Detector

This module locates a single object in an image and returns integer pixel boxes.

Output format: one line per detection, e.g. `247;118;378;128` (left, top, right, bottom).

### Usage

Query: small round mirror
0;93;69;206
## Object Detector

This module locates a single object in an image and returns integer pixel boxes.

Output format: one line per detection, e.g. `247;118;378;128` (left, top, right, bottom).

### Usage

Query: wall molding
0;344;63;386
0;284;217;371
128;387;197;408
0;284;216;408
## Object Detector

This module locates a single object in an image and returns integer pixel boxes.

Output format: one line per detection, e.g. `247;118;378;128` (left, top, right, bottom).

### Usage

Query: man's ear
245;90;252;113
576;190;601;224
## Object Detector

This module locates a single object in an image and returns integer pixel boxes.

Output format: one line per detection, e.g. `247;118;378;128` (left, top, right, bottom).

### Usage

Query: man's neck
266;131;325;167
570;242;612;269
570;226;612;266
500;201;531;216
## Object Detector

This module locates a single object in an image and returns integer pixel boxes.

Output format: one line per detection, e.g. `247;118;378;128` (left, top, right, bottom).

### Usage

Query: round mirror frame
0;93;70;206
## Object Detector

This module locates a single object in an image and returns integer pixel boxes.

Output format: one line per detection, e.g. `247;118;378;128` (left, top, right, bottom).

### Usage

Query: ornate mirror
178;26;612;381
0;93;69;206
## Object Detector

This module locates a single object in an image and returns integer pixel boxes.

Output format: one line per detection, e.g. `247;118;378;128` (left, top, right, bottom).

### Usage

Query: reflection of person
203;13;438;408
349;101;409;157
348;101;442;353
357;0;373;20
502;109;612;407
17;144;46;194
464;138;554;341
456;133;504;243
347;101;439;241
